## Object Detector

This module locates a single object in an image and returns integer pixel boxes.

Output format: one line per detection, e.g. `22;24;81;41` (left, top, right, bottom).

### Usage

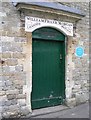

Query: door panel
32;39;65;109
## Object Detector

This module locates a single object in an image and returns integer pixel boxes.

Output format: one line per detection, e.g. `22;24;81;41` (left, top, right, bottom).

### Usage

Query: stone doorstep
31;105;69;117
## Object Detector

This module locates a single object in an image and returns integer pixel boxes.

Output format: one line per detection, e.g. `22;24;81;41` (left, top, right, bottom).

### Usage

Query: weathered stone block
2;52;11;58
2;42;11;47
0;91;5;96
0;100;3;106
1;36;14;42
0;81;5;87
4;101;12;106
2;47;9;52
13;80;24;86
76;93;89;105
20;106;30;115
6;59;18;66
66;98;76;108
19;88;23;94
0;46;2;52
9;44;23;52
16;94;26;99
15;65;23;72
2;106;9;111
8;104;19;111
6;89;19;95
0;12;6;17
13;52;26;59
2;66;10;72
2;112;10;118
0;76;9;81
7;94;16;100
2;111;19;118
17;99;26;106
9;66;15;72
5;99;17;106
2;85;15;91
14;37;27;43
8;72;26;81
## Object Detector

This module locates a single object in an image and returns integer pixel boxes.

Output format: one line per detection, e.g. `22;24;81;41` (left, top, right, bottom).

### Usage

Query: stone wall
0;1;89;119
0;2;31;118
63;2;89;105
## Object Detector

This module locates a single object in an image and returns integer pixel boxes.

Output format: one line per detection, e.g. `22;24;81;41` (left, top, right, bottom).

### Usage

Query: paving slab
31;105;68;117
31;102;89;118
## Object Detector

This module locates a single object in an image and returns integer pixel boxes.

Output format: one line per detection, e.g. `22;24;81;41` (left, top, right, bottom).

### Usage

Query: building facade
0;1;89;118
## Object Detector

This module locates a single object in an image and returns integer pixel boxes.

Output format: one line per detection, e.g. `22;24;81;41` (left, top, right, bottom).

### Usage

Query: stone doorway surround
25;18;72;112
12;2;85;113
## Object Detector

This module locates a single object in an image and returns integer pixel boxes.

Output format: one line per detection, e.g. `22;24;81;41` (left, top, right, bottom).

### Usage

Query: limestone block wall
0;2;31;118
63;2;89;105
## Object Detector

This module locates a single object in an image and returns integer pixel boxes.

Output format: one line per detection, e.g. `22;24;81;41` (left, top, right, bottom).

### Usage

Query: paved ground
2;102;90;120
31;102;89;118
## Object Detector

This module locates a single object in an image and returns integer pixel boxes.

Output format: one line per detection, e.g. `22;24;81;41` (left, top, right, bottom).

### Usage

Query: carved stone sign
25;16;73;36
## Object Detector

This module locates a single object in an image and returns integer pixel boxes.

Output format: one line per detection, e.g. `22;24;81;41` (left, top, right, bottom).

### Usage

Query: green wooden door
32;27;65;109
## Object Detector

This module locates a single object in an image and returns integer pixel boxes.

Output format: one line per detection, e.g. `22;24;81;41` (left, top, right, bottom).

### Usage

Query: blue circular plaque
75;47;84;57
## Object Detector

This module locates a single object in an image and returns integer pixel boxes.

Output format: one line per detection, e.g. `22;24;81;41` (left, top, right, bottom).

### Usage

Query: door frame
25;26;70;112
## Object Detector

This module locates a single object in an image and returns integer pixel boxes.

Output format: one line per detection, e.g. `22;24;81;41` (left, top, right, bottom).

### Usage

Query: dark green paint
33;27;65;41
32;27;65;109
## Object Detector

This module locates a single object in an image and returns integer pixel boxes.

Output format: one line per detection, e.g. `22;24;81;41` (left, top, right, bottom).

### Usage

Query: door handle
60;54;62;60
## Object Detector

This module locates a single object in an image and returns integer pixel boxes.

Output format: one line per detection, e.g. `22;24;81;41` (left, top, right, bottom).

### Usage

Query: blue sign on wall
75;47;84;57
